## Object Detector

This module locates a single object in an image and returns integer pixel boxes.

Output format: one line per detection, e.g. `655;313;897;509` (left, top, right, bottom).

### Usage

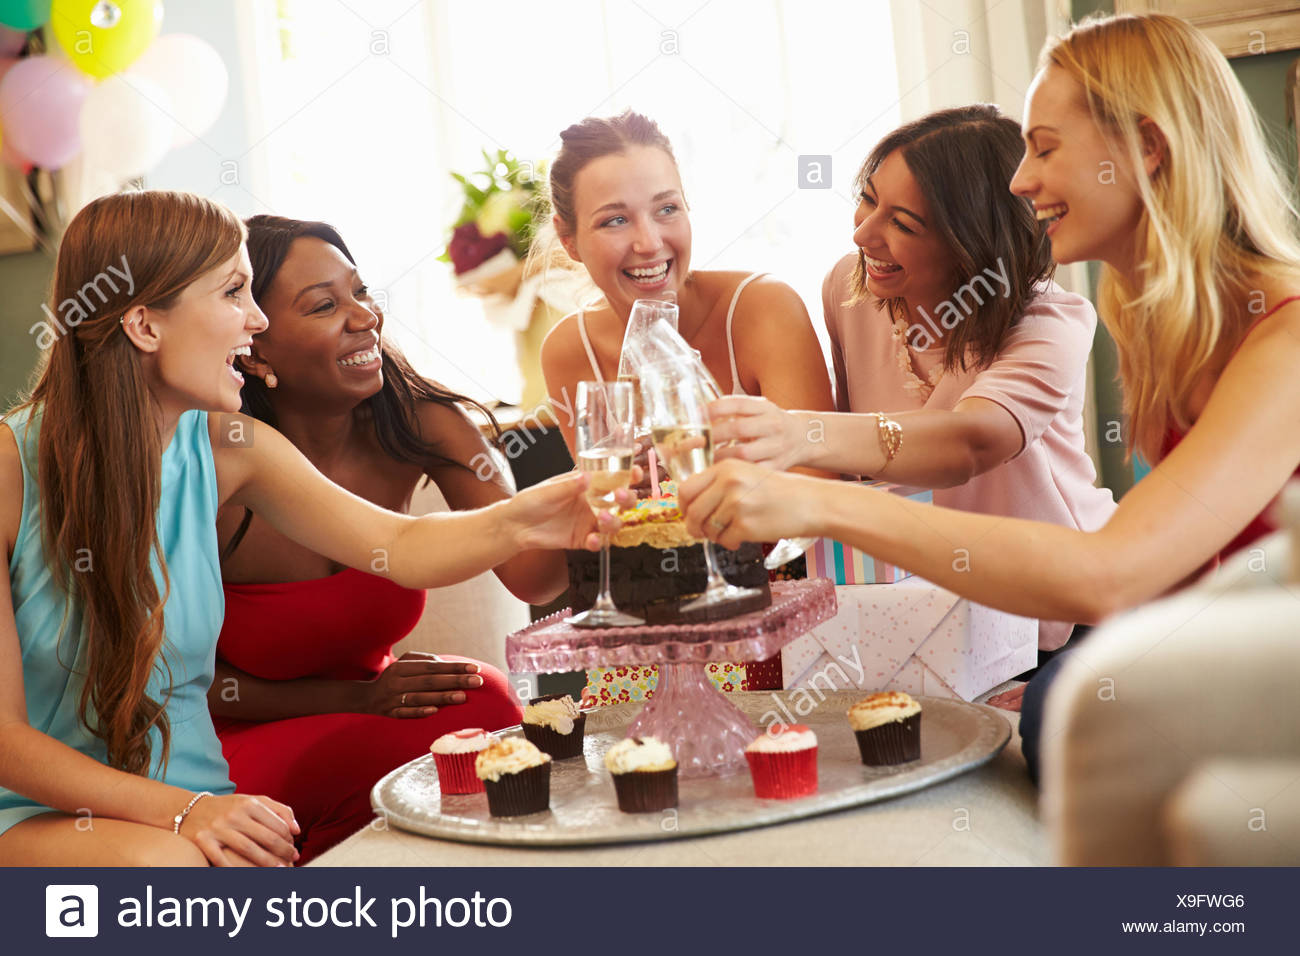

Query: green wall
0;248;53;410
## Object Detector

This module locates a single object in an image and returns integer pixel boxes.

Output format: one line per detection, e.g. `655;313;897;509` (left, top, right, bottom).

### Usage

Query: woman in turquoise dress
0;190;612;866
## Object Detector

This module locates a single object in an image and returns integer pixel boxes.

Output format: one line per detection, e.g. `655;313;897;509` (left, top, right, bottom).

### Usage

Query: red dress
215;568;522;863
1161;295;1300;564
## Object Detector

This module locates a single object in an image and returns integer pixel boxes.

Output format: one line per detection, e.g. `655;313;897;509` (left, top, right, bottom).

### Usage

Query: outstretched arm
715;286;1095;485
681;305;1300;623
711;397;1022;486
418;401;568;605
212;414;614;592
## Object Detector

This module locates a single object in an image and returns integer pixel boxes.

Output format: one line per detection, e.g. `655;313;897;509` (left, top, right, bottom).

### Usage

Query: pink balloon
0;54;89;169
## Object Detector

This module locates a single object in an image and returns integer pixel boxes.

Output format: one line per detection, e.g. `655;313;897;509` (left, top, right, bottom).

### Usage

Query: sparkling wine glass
639;361;764;612
618;299;680;495
569;381;644;629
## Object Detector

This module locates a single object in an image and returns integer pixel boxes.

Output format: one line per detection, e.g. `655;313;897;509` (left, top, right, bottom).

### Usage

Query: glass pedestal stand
506;579;837;778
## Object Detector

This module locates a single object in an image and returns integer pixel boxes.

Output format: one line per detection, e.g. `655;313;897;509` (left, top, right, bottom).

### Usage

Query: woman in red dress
210;216;568;862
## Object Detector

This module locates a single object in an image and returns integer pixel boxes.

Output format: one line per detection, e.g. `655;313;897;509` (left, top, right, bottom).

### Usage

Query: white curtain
234;0;901;405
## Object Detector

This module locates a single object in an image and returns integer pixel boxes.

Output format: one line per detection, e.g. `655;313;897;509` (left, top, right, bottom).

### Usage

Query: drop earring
265;372;278;389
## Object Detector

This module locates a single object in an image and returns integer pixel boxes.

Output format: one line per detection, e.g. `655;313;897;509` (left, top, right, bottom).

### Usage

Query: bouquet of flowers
439;149;547;282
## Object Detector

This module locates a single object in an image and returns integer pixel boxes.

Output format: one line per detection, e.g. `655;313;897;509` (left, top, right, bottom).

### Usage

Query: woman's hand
505;469;639;552
709;396;810;471
359;652;483;717
985;685;1026;712
677;459;822;549
179;793;300;867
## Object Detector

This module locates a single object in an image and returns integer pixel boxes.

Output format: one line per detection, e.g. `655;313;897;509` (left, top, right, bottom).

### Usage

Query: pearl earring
265;372;278;389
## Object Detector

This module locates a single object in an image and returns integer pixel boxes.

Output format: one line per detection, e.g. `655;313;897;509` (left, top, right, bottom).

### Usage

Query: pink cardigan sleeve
958;284;1099;459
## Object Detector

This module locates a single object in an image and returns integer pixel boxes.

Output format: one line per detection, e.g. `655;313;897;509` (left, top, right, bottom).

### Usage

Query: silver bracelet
172;791;213;834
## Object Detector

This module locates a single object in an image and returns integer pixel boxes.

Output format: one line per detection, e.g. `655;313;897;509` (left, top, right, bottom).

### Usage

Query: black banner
6;867;1292;953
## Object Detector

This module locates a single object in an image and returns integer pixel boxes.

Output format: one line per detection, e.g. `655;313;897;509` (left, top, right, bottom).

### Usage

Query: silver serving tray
370;690;1010;847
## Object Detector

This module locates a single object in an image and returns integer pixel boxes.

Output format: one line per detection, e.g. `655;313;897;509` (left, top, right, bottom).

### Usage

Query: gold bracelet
873;412;903;463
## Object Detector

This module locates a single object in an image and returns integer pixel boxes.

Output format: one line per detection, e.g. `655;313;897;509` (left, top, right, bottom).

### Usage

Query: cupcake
604;737;678;813
521;694;586;759
430;728;492;795
848;691;922;765
474;738;552;817
744;724;818;799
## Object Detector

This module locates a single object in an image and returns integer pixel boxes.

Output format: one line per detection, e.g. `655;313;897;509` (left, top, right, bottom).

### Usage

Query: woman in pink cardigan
711;104;1116;660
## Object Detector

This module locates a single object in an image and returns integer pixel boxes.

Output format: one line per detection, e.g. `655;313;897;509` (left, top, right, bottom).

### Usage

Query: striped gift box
803;482;931;585
805;538;911;584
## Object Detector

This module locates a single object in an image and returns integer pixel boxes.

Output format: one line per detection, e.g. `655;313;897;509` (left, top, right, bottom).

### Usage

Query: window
243;0;898;403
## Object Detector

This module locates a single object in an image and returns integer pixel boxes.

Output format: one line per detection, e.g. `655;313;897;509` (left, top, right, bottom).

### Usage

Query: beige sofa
1041;527;1300;865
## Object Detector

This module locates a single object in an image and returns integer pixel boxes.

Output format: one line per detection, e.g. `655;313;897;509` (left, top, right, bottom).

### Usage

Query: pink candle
648;447;661;497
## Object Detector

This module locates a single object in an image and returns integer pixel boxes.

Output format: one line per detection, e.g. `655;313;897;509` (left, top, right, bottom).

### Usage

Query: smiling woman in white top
538;110;834;458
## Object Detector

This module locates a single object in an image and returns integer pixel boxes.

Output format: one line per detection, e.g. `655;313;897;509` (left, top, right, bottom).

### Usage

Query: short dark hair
851;104;1054;373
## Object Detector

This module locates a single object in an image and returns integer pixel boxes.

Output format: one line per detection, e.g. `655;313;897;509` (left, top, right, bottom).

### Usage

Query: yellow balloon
51;0;162;79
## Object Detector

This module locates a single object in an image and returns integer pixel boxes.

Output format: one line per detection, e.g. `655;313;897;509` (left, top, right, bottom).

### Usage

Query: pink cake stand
506;578;837;778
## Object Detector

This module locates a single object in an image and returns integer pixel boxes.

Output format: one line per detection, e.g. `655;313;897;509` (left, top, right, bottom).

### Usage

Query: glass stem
702;540;728;594
593;533;616;611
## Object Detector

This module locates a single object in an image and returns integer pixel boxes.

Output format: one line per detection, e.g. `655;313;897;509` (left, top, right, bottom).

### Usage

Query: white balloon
79;74;176;179
128;33;228;147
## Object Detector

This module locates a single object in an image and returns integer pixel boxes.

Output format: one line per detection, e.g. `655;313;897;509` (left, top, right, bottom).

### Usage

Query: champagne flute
570;381;644;628
618;299;680;494
627;322;810;568
639;361;764;612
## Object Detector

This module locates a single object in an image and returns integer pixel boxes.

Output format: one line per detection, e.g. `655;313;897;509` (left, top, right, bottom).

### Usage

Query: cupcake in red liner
604;736;678;813
429;727;492;795
475;738;552;816
744;724;818;799
848;691;922;765
521;693;586;759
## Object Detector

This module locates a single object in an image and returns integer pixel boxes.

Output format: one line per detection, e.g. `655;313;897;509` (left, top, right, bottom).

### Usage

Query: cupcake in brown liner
475;738;552;816
429;727;492;795
604;737;678;812
848;691;922;765
521;693;586;759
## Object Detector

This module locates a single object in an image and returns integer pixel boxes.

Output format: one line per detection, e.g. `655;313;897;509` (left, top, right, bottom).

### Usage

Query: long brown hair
15;190;244;774
851;104;1055;373
222;215;500;558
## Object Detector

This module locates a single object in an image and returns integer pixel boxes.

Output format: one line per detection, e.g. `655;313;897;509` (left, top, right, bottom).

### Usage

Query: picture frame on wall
1115;1;1300;58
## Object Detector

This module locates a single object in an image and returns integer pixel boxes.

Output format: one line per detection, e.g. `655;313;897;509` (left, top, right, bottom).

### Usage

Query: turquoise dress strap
0;405;234;837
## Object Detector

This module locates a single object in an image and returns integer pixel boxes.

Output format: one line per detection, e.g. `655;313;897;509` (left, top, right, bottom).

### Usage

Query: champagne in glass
570;381;644;629
578;446;635;515
650;424;713;481
639;361;763;613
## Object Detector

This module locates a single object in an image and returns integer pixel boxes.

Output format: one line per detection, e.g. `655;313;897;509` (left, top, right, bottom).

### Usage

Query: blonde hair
1044;13;1300;461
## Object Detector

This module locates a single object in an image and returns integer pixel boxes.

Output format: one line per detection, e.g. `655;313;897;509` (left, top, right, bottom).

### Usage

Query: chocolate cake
567;496;771;624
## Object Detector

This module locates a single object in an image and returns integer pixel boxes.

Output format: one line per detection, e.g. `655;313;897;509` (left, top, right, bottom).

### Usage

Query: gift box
802;483;932;585
781;577;1037;701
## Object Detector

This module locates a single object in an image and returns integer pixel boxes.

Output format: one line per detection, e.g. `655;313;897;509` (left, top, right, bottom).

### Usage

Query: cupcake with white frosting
744;724;818;799
430;728;492;795
604;736;678;812
521;693;586;759
848;691;922;765
474;737;552;816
